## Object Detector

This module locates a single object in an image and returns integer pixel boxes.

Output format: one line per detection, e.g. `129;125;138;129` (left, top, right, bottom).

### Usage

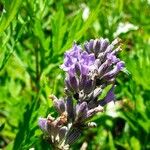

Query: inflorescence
38;38;125;150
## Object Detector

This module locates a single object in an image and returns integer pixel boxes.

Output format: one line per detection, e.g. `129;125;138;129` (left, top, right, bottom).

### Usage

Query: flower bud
38;118;47;132
75;102;88;122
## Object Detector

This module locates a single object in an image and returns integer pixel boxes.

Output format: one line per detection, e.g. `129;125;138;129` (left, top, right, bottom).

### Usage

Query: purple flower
84;38;125;86
39;38;126;149
51;95;66;114
60;44;95;76
61;43;97;97
67;76;79;92
107;53;119;64
38;118;47;132
116;61;125;70
84;38;110;57
101;61;125;80
75;102;88;122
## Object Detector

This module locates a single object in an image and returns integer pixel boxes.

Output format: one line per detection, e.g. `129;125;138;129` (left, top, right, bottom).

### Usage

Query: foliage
0;0;150;149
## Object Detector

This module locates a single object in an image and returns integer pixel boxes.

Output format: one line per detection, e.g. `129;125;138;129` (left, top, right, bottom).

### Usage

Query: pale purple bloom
107;53;119;64
60;44;95;76
101;61;125;80
38;118;48;132
117;61;125;70
75;102;88;122
39;38;126;150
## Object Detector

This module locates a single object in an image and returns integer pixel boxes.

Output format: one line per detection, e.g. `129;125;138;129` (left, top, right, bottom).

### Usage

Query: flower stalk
39;38;125;149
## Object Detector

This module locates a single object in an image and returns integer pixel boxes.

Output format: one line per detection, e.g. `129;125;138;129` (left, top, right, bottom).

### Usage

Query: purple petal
101;61;125;79
104;44;114;54
71;44;81;58
83;79;94;94
79;74;87;90
68;66;76;77
80;51;89;65
100;38;109;52
75;62;81;75
64;55;74;67
54;99;66;114
116;61;125;70
88;54;95;65
84;42;89;52
65;78;73;92
107;53;119;64
66;97;74;120
38;117;47;132
89;39;94;51
93;39;100;56
68;76;79;92
98;61;109;76
75;102;88;121
80;64;89;75
84;39;94;53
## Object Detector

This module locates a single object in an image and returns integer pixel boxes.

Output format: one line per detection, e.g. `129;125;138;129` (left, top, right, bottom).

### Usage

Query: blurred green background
0;0;150;149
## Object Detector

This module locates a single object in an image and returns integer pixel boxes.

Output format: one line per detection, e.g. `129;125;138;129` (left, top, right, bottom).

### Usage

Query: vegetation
0;0;150;149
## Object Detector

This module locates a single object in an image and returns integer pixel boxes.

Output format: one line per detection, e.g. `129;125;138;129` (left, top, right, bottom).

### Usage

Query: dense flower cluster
39;38;125;150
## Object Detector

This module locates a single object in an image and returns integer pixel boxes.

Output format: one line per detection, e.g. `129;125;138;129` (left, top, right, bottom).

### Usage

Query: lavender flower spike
39;38;126;149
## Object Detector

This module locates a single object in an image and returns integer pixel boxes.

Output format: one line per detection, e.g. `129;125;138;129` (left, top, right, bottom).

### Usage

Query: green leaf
51;7;67;54
130;136;141;150
0;0;22;34
0;122;5;131
108;131;115;150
